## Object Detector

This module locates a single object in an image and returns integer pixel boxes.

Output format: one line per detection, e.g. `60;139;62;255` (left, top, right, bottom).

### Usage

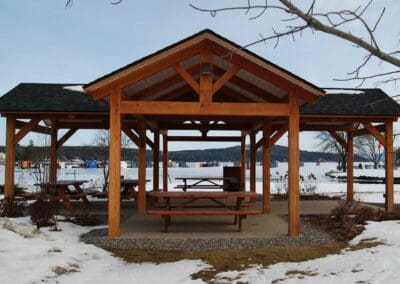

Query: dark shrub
0;197;28;217
30;199;59;230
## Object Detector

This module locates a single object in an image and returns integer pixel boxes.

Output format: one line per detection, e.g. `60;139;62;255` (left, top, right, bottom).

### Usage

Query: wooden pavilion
1;30;400;237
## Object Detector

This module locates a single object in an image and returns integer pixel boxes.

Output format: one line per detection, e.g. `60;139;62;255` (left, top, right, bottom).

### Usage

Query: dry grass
112;243;347;282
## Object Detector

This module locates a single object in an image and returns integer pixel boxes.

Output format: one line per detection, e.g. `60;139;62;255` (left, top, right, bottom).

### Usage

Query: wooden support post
241;132;246;191
250;130;256;199
199;47;213;105
163;132;168;192
137;119;147;214
153;129;160;192
288;95;300;236
347;132;354;202
49;126;58;183
5;117;16;198
263;120;272;213
385;121;394;212
108;89;122;237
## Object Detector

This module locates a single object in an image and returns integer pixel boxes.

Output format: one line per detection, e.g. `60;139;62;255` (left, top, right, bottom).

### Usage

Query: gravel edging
80;217;335;251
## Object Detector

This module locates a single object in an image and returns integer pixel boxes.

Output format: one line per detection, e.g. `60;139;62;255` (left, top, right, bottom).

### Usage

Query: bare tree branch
191;0;400;86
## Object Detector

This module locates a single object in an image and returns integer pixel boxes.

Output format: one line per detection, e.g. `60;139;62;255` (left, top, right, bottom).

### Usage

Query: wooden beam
385;121;394;212
288;94;300;236
155;85;194;101
263;119;272;213
14;120;51;135
167;136;242;142
137;118;147;214
250;130;256;198
173;64;200;95
57;128;78;148
200;46;213;104
108;88;122;237
159;122;250;131
49;126;58;183
5;117;15;197
347;131;354;202
122;126;139;146
328;130;347;149
132;65;199;100
163;133;168;192
241;132;246;191
212;65;240;95
153;130;160;192
301;116;396;123
300;124;354;132
120;101;290;116
14;119;40;144
217;86;257;103
353;124;386;137
270;123;288;146
213;65;282;103
256;123;288;149
362;122;386;147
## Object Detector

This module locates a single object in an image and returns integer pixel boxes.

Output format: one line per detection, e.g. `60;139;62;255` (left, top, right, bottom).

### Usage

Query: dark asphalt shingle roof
0;83;108;113
300;88;400;116
0;84;399;117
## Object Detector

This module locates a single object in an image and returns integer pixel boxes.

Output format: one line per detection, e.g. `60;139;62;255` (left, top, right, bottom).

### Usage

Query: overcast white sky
0;0;399;151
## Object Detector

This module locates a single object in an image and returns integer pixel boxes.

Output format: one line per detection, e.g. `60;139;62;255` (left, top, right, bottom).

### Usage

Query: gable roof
0;83;108;113
300;88;400;116
84;29;324;101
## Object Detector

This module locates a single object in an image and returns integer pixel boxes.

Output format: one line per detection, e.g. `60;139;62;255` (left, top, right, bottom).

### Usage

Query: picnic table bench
174;177;239;191
34;180;93;209
92;179;150;200
147;191;261;232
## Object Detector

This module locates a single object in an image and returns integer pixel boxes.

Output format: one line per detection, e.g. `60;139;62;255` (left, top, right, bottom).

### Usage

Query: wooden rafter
212;65;240;95
14;118;40;144
270;123;288;146
129;65;199;100
216;86;256;103
88;43;202;100
328;130;347;149
213;65;282;103
209;41;319;104
362;122;386;146
155;85;194;101
173;64;200;95
57;128;78;148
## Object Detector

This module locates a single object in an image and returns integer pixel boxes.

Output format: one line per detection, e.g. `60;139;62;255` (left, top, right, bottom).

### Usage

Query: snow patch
63;85;85;92
324;89;365;95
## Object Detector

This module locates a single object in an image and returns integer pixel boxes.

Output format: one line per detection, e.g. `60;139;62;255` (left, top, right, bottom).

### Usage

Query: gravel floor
81;216;335;251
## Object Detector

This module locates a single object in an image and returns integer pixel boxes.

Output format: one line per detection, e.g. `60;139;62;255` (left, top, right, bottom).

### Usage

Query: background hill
0;144;365;163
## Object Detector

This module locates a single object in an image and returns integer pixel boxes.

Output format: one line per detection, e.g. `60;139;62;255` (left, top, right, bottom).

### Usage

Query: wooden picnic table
35;180;90;209
174;176;238;191
147;191;261;232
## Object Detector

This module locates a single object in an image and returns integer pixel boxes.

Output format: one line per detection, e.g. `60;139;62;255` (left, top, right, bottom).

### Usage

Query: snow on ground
215;220;400;284
330;168;400;178
0;217;208;284
1;217;400;283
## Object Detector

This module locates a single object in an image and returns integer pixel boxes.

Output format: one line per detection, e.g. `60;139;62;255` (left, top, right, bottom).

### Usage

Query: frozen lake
1;162;398;204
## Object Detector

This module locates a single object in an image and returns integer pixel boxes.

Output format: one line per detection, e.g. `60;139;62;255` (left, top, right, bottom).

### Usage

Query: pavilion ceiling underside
121;54;288;103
